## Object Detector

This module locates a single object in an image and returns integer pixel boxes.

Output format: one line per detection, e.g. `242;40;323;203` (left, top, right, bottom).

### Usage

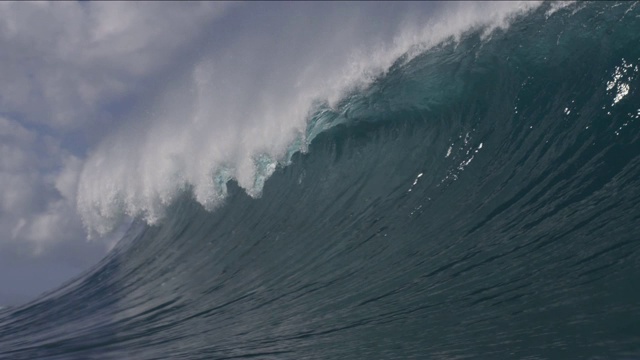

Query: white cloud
0;1;231;131
0;117;78;251
0;114;107;303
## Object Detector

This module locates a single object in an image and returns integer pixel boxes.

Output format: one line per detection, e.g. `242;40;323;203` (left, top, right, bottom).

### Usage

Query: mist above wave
77;2;543;237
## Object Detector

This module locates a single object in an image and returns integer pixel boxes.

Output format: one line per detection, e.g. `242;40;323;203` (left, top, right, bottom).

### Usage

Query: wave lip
76;1;542;236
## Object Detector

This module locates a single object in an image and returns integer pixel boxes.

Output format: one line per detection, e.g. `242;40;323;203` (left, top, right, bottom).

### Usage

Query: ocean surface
2;2;640;359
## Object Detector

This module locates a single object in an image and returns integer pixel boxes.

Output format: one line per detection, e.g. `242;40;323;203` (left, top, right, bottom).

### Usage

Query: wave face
2;2;640;359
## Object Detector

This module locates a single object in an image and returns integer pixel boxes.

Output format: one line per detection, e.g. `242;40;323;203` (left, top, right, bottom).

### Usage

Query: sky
0;1;541;306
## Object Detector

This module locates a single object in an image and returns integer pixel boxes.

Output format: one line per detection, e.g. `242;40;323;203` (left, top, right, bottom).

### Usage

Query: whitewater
76;1;541;236
2;1;640;359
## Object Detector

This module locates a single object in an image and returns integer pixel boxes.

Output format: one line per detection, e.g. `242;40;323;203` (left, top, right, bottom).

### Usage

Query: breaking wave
2;2;640;359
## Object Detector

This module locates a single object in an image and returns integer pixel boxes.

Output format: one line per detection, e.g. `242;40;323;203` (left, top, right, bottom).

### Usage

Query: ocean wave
3;2;640;359
76;1;542;237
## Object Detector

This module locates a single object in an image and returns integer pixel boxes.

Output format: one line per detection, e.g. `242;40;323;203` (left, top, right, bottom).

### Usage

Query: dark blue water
2;2;640;359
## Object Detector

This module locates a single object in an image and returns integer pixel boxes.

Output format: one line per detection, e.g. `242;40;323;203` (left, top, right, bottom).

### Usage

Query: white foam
607;59;637;106
545;1;576;17
77;2;542;236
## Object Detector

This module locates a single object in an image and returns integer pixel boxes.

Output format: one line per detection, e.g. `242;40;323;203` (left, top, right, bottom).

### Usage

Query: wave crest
76;2;542;236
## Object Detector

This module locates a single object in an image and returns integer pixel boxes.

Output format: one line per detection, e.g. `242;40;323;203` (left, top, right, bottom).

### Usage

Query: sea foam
77;2;543;236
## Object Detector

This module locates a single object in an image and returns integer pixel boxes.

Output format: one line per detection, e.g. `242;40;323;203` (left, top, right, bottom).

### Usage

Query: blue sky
0;1;540;305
